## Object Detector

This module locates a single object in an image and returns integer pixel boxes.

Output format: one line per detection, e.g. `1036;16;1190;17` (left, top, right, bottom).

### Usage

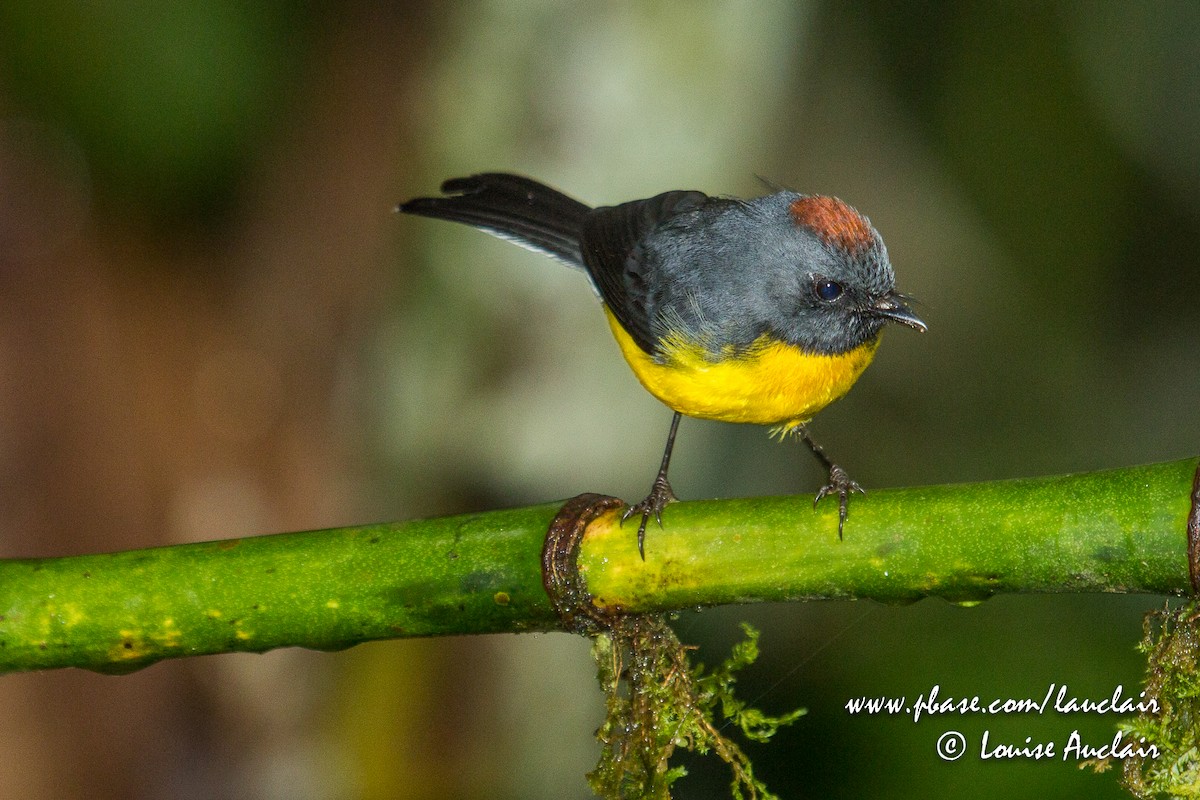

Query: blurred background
0;2;1197;798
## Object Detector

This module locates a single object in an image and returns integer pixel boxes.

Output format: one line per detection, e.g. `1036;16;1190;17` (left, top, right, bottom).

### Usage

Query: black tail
397;173;591;267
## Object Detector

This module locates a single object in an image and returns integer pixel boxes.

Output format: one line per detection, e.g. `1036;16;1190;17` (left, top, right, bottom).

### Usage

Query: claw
812;464;864;539
622;475;677;559
620;412;683;559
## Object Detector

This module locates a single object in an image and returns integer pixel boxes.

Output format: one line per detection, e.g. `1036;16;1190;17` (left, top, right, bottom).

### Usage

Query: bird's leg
622;411;681;559
796;425;863;539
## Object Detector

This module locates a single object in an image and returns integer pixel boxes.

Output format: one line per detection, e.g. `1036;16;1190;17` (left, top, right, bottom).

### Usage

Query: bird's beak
871;292;927;332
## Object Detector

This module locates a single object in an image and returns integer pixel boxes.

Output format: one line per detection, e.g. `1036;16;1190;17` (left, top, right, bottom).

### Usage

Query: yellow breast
605;307;880;428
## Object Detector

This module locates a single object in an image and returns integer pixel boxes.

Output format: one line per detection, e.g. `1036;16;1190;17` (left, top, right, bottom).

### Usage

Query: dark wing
580;190;708;353
397;173;591;267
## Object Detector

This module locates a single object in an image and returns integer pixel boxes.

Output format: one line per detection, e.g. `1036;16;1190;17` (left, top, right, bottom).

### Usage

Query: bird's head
766;193;926;354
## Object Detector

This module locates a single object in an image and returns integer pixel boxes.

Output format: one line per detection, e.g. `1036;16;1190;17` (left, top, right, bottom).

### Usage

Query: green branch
580;457;1197;610
0;503;564;674
0;458;1195;675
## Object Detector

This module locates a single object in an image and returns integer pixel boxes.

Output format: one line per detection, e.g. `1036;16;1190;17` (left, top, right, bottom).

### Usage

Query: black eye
815;279;844;302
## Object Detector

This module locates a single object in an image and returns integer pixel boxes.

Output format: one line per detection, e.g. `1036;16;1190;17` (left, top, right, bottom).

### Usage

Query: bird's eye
814;279;844;302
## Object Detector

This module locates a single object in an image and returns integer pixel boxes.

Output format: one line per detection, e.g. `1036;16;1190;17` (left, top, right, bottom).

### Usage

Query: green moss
587;617;803;800
1117;602;1200;798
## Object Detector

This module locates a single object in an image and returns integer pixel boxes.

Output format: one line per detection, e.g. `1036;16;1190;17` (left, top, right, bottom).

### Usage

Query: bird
397;173;926;557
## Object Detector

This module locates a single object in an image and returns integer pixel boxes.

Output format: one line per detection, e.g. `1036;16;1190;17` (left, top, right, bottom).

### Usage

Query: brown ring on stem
542;493;625;633
1187;461;1200;595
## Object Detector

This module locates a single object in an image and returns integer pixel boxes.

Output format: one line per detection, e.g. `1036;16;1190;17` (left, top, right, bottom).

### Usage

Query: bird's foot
813;463;864;540
622;475;678;559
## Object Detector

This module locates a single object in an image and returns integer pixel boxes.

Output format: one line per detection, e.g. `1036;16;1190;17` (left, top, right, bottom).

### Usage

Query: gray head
759;192;924;353
644;191;925;357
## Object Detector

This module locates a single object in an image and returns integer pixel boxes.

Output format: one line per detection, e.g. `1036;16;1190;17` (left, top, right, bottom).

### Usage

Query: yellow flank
605;306;881;428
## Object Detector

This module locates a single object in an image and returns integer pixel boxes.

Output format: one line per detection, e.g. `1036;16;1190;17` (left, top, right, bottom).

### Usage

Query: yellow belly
605;307;880;428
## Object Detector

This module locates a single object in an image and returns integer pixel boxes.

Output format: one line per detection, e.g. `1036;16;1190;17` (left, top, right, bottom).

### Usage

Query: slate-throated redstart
398;173;926;556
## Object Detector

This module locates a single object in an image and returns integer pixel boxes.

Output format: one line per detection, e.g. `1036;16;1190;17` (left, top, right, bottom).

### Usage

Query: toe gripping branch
542;493;626;634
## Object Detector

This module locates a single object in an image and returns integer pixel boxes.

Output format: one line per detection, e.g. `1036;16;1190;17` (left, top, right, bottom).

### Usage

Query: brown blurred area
0;5;439;799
